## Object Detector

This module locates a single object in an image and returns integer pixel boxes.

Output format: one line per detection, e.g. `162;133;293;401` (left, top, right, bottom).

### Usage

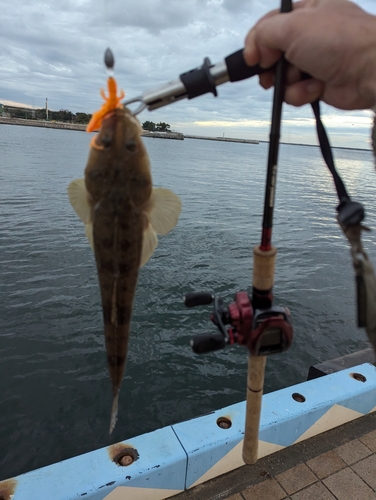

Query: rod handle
225;49;267;82
253;245;277;291
242;355;266;464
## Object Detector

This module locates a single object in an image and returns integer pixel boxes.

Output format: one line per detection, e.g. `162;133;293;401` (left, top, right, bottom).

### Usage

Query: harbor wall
0;118;182;139
2;361;376;500
142;131;184;140
185;134;258;144
0;118;259;144
0;117;87;131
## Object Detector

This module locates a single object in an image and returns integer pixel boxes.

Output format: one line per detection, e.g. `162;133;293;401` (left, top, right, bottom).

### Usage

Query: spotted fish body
68;79;181;433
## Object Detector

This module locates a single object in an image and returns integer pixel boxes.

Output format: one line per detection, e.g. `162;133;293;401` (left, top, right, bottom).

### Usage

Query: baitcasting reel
184;291;293;356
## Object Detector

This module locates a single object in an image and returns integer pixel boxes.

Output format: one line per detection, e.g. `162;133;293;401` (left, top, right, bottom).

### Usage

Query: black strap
311;98;369;330
311;100;349;201
311;100;365;226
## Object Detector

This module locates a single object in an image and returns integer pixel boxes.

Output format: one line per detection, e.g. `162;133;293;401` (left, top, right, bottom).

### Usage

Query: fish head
85;107;152;207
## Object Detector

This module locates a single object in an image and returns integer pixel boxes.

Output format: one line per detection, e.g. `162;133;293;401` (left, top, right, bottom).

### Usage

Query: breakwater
185;134;259;144
142;131;184;140
0;118;260;144
0;117;86;131
0;118;185;140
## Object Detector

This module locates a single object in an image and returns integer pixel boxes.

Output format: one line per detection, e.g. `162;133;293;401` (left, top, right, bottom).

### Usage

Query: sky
1;0;375;149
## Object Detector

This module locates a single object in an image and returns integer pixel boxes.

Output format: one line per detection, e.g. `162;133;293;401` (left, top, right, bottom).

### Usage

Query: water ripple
0;127;374;480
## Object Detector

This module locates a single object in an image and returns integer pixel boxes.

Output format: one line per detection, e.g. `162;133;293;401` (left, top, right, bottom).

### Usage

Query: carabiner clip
122;96;147;116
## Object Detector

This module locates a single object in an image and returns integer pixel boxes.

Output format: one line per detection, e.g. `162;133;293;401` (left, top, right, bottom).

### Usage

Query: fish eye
101;135;112;147
126;140;137;152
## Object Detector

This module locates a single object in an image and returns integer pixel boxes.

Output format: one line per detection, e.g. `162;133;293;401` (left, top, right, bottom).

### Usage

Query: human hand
244;0;376;110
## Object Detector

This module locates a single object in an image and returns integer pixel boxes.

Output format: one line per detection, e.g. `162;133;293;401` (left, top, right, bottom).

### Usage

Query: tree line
3;105;92;124
142;121;170;132
3;105;171;130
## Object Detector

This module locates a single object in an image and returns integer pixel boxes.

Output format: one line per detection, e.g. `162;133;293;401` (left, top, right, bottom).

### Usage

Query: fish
68;75;182;433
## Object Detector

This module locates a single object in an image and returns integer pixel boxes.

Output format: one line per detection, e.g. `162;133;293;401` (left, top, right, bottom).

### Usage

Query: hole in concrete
292;392;306;403
351;372;366;383
0;479;17;500
113;447;139;466
217;416;232;429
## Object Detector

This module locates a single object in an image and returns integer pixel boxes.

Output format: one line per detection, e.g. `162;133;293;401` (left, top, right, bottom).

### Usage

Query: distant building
0;103;6;117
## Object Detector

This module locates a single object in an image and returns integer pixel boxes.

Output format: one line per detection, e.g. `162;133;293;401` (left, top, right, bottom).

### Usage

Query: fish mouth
92;111;118;149
103;110;117;121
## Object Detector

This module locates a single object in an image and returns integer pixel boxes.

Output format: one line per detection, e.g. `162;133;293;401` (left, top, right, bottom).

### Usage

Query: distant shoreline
184;134;258;144
0;117;371;151
0;116;86;131
258;140;371;152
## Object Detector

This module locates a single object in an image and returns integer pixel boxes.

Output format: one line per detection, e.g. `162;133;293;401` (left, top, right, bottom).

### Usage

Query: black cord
311;100;365;226
311;100;350;201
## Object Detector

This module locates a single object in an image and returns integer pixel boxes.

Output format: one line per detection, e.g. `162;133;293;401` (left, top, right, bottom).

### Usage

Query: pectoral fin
147;188;182;235
68;179;91;224
140;223;158;268
68;179;94;248
85;223;94;250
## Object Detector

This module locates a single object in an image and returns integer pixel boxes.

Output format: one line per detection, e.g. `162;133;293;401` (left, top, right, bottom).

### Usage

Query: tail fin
109;393;119;434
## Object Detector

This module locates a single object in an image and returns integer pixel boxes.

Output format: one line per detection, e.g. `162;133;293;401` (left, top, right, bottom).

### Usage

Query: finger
244;8;281;66
244;29;283;69
245;12;299;70
293;0;319;9
259;71;274;89
244;0;322;70
284;78;324;106
243;29;260;67
286;65;302;85
243;2;310;67
260;65;303;91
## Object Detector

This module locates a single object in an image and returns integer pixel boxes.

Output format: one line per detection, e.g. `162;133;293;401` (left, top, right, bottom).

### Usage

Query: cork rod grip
242;355;266;464
242;245;277;465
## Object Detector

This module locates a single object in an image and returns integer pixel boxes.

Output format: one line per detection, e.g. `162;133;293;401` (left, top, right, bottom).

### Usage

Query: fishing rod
184;0;294;466
243;0;294;464
122;0;376;466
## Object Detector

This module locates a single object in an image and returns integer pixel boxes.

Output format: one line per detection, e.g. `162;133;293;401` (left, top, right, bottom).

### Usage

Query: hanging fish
68;50;181;433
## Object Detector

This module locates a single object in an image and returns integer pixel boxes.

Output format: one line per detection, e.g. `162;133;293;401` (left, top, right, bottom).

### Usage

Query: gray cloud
0;0;375;147
222;0;255;14
99;0;202;33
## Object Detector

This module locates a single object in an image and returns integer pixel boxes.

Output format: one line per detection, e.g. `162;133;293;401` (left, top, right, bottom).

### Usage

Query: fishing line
102;0;115;78
103;0;110;46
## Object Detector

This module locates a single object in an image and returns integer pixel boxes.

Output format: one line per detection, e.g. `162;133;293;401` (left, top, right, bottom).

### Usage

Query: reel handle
184;292;213;307
190;334;227;354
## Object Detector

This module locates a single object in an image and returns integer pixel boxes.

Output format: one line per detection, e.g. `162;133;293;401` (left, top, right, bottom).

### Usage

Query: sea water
0;124;374;480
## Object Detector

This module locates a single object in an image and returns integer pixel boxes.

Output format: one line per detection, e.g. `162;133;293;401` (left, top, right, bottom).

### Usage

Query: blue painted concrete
5;426;186;500
172;403;245;487
173;363;376;487
3;363;376;499
260;365;376;446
